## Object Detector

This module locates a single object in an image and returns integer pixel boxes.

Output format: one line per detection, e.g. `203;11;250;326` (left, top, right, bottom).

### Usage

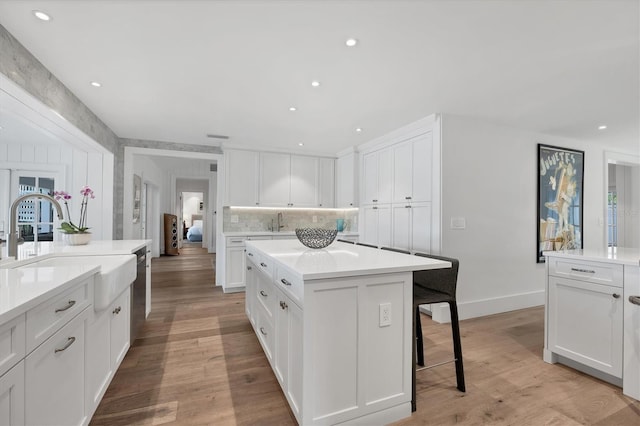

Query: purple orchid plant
54;185;95;233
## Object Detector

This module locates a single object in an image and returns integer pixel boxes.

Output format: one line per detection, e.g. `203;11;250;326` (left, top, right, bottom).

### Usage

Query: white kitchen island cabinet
544;249;640;401
245;239;450;425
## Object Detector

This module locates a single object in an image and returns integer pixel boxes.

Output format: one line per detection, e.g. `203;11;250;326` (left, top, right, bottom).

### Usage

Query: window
15;175;56;242
607;190;617;247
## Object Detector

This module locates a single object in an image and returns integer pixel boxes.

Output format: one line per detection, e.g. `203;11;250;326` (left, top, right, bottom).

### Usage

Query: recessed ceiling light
298;143;304;146
345;38;358;47
598;125;607;130
289;107;297;111
355;128;362;133
33;10;51;21
90;81;102;87
311;81;320;87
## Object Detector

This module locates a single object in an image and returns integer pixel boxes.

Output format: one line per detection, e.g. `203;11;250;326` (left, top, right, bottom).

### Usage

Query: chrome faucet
8;193;64;258
277;212;284;232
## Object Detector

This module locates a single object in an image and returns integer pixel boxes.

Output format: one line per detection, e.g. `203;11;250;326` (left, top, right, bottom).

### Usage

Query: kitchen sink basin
20;255;137;310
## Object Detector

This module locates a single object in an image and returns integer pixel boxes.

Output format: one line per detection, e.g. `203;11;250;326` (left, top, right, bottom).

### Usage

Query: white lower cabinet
361;204;391;247
245;260;257;327
548;276;623;377
391;202;431;252
274;288;303;419
0;360;25;426
224;236;271;293
86;288;131;417
26;308;90;426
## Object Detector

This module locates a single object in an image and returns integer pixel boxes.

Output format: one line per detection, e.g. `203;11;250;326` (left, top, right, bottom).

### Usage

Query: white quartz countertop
543;247;640;266
246;239;450;280
0;239;150;268
0;263;100;324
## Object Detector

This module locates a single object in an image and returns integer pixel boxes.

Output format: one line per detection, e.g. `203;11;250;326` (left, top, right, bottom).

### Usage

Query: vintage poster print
537;144;584;262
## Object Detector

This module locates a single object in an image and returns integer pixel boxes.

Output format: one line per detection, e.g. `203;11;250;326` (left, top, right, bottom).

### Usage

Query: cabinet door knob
260;290;268;297
54;336;76;353
612;293;620;299
55;300;76;313
259;327;267;336
280;301;288;310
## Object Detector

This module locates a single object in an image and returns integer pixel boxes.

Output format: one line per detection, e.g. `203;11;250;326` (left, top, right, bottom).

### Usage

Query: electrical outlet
379;303;391;327
312;215;317;223
231;215;239;223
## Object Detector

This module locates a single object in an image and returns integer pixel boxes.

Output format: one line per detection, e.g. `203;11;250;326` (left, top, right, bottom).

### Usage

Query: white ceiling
0;0;638;155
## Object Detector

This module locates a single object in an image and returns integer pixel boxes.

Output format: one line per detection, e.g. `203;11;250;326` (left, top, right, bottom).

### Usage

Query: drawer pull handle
231;239;243;243
280;301;288;310
373;199;378;202
570;268;596;274
247;266;252;271
612;293;620;299
247;252;254;257
260;262;267;268
280;278;292;286
630;296;640;306
405;196;412;200
54;337;76;353
259;327;267;336
55;300;76;313
113;306;121;314
405;205;411;208
260;290;268;297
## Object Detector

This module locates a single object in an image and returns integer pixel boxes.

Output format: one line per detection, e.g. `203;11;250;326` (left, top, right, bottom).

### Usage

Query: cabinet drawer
226;236;247;247
548;258;623;287
0;315;25;377
26;278;92;354
275;266;304;307
256;256;274;280
0;359;25;426
255;308;274;363
257;275;277;319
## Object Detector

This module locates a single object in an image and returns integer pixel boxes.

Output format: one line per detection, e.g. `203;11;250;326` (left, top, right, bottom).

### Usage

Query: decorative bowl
295;228;338;249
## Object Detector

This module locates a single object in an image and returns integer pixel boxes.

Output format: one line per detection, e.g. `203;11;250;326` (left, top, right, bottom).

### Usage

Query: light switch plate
450;217;466;229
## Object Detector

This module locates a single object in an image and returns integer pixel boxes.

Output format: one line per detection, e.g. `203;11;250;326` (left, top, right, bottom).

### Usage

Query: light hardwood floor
91;246;640;425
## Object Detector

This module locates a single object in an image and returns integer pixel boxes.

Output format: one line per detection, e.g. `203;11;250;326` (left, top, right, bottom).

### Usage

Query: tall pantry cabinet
359;117;440;254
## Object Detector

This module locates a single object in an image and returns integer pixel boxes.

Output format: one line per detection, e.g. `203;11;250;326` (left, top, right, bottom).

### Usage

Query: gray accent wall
1;23;221;239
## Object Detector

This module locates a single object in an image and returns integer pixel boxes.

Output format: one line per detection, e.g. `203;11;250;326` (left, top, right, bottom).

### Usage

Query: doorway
608;163;639;248
182;191;204;247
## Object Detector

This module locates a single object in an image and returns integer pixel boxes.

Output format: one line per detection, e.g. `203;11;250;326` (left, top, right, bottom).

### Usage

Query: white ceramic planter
62;232;92;246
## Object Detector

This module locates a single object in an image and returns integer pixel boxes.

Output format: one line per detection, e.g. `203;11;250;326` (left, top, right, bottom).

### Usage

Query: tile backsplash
223;207;359;233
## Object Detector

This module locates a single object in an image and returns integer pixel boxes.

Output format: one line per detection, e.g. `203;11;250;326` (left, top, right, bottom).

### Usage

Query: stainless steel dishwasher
131;247;147;344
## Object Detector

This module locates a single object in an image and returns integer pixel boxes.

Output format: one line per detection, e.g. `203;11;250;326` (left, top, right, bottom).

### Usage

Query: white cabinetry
0;361;24;426
362;205;391;247
274;288;303;419
225;149;259;206
392;201;432;253
623;265;640;400
336;151;358;208
362;148;392;205
224;236;271;293
26;308;90;426
260;153;325;207
260;152;291;206
392;133;432;203
545;257;624;378
317;157;335;208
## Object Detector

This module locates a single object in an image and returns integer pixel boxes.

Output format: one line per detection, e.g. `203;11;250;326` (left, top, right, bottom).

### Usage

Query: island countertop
543;247;640;266
245;239;450;281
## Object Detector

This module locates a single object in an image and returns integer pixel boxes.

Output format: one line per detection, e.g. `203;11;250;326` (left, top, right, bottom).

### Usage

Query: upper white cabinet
392;133;432;203
318;158;335;208
336;151;358;208
225;150;259;206
225;149;334;208
260;153;292;206
362;148;392;205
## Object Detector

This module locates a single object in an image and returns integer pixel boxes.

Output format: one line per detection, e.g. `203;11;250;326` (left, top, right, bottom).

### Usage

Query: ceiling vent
206;133;229;140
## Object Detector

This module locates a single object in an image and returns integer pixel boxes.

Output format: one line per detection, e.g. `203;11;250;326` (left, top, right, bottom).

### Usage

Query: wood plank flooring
91;246;640;425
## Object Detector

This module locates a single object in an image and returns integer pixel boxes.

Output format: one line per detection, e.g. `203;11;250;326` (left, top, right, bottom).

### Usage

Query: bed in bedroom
186;216;203;242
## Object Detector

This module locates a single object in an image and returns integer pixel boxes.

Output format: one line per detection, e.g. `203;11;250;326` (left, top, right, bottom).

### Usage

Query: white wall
439;114;639;320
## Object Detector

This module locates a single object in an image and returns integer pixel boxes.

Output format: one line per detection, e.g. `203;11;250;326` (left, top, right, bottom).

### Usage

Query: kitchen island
244;239;450;425
544;248;640;402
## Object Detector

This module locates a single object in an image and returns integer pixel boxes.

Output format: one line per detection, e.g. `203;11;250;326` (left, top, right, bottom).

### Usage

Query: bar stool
355;242;378;248
380;247;411;254
336;239;355;244
412;253;465;412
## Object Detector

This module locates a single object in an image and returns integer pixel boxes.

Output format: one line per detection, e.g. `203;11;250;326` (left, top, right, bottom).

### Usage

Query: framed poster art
537;144;584;263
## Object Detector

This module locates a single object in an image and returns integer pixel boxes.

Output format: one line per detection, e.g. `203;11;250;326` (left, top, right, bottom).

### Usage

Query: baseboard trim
425;290;545;323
